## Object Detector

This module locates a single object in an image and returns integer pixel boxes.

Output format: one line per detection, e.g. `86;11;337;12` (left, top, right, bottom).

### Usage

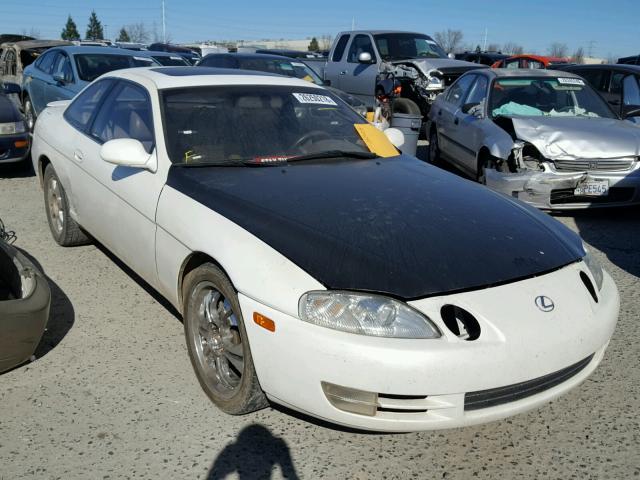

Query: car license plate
574;180;609;197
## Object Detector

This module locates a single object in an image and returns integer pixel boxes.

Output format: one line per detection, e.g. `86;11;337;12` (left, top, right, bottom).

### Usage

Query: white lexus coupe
31;67;619;432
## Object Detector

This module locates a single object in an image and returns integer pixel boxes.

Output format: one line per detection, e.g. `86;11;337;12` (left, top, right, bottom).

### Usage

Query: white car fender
155;185;324;317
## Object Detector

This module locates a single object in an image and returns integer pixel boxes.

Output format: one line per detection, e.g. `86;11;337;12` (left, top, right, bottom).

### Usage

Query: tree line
60;11;168;43
434;29;589;63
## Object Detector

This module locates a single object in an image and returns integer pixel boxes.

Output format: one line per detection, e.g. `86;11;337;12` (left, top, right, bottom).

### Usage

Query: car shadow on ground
0;157;35;179
17;249;75;360
94;243;182;321
206;424;299;480
555;206;640;279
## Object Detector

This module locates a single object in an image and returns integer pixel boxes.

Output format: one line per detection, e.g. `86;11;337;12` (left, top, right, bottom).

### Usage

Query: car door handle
73;150;83;162
340;70;347;75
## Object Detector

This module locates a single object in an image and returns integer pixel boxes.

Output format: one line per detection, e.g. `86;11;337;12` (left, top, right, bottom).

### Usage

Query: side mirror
461;102;481;116
358;52;373;64
52;72;66;84
384;127;405;149
100;138;156;172
2;82;21;95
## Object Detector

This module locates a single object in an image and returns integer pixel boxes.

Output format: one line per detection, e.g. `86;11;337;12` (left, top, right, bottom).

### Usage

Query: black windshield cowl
285;150;379;163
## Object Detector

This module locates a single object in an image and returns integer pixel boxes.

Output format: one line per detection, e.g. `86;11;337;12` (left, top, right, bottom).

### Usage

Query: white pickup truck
321;30;486;119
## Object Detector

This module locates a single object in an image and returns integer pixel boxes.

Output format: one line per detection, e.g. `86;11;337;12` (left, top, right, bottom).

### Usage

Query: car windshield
374;33;446;61
236;58;324;85
74;54;155;82
489;77;616;119
152;55;188;66
162;85;370;165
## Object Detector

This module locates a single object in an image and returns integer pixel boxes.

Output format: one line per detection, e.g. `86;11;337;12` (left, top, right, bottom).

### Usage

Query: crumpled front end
485;117;640;209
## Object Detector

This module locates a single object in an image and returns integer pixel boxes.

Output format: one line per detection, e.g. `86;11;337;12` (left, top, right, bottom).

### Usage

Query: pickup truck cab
324;30;486;117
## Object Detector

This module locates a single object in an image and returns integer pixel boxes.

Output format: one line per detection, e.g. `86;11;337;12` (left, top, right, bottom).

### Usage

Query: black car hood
0;95;20;123
167;156;584;299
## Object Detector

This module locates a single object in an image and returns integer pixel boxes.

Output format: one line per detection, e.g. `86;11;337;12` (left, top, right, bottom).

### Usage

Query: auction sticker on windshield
293;93;337;106
557;78;585;86
574;180;609;196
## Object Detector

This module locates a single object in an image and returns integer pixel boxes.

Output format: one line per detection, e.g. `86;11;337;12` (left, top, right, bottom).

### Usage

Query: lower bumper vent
464;354;594;411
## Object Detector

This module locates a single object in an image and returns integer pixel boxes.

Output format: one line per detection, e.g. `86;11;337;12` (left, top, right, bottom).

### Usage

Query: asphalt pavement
1;155;638;480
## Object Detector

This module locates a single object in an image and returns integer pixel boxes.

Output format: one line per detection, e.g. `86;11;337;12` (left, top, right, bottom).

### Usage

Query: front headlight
426;76;443;90
299;291;441;339
583;244;604;291
0;121;26;135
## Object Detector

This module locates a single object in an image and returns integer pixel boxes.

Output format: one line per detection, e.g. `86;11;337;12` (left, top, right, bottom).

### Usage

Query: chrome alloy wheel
188;282;244;397
47;176;64;234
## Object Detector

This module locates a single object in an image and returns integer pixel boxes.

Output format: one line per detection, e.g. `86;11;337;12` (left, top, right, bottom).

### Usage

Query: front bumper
485;162;640;210
0;242;51;373
0;133;30;164
239;262;618;432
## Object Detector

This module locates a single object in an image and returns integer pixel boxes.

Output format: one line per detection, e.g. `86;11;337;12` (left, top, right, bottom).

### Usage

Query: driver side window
465;76;489;109
445;75;476;107
347;35;376;63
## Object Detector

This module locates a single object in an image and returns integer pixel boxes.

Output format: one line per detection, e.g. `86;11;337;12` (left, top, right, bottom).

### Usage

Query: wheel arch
37;154;51;188
177;251;233;312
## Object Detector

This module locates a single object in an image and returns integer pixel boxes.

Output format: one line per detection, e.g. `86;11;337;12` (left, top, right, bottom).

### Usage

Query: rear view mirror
100;138;156;172
2;82;21;95
358;52;373;64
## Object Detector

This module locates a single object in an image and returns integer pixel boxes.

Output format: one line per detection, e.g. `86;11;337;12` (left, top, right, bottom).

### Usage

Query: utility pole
482;28;488;51
104;24;108;41
351;17;355;31
587;40;596;58
162;0;166;43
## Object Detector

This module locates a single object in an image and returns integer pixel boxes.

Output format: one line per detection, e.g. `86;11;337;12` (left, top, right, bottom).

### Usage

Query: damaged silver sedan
427;69;640;209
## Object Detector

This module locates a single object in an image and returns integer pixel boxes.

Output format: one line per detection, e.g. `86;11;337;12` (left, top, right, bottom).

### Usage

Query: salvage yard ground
1;146;639;479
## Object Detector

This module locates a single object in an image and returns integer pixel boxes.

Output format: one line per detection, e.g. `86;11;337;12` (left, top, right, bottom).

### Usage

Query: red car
492;54;570;69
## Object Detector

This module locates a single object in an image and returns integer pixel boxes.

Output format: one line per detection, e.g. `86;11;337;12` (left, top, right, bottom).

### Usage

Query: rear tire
183;263;268;415
43;164;90;246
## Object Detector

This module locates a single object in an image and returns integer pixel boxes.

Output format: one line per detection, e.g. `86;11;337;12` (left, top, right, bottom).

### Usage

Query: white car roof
100;66;326;91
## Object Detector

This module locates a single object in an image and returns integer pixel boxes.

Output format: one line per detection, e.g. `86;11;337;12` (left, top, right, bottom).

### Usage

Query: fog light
321;381;378;416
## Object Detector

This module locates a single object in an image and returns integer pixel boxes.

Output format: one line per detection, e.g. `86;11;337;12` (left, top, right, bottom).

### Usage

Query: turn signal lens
14;140;28;148
253;312;275;332
321;381;378;416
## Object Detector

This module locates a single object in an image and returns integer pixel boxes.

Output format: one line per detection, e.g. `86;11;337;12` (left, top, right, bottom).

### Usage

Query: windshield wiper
172;160;270;168
285;150;379;163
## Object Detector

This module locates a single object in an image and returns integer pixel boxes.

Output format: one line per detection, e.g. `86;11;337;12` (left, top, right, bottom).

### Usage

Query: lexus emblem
535;296;555;312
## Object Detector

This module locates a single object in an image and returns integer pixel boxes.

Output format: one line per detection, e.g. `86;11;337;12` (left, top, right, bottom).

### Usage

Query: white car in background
31;67;619;432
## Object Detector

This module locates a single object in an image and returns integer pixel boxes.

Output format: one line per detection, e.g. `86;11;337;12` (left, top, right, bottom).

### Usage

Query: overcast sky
2;0;638;58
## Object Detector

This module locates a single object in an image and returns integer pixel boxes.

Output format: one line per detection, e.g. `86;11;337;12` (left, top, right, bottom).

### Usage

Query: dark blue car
21;46;159;131
0;81;29;164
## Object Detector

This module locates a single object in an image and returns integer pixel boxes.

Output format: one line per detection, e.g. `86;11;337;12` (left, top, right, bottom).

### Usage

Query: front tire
183;263;267;414
427;127;441;165
23;96;36;133
43;164;89;246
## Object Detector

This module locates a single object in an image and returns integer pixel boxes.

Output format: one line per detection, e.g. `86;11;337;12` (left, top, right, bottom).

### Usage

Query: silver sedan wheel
46;176;64;234
187;281;244;398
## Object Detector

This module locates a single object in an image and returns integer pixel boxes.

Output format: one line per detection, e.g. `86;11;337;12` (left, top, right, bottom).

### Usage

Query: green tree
61;15;80;41
85;10;104;40
116;27;130;42
308;37;319;52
